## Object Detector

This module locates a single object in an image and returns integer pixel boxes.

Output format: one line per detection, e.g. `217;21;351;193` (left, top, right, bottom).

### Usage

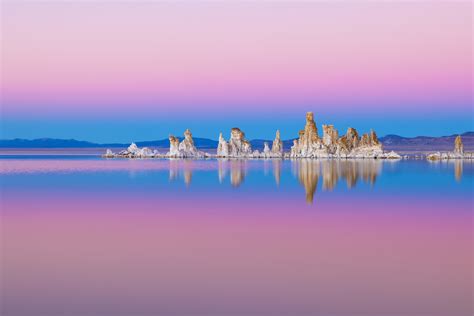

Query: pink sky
1;1;472;140
3;1;472;111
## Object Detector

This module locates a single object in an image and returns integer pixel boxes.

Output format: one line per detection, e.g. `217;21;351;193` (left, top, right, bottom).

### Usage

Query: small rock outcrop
454;135;464;155
168;136;180;157
322;125;338;147
217;132;229;157
229;128;252;157
168;129;205;158
104;149;114;158
217;128;254;158
271;130;283;157
427;135;472;160
103;142;157;158
216;128;285;158
104;129;206;158
263;142;271;155
177;129;199;157
289;112;397;159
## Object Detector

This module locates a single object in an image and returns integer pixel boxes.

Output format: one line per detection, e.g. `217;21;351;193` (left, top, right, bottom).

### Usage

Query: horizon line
1;131;473;145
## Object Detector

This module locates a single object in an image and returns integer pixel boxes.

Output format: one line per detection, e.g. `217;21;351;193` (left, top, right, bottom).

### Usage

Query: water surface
1;157;472;316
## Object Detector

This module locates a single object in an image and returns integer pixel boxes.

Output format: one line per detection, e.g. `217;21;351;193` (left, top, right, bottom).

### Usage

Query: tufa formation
290;112;398;159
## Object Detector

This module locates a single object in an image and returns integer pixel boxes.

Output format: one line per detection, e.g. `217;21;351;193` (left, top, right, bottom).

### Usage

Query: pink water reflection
0;158;217;174
2;194;472;316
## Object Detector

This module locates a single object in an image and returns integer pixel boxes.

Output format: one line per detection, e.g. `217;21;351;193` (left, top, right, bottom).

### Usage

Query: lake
1;156;472;316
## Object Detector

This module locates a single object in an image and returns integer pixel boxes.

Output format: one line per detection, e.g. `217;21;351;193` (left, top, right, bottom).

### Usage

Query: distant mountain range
1;132;472;153
378;131;473;152
0;137;218;149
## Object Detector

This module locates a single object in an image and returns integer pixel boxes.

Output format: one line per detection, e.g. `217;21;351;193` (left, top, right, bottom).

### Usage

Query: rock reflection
169;159;193;187
296;160;320;203
454;160;462;182
427;160;467;182
273;159;281;186
217;159;248;187
169;159;179;181
217;159;228;183
321;160;338;191
293;159;382;204
167;159;383;200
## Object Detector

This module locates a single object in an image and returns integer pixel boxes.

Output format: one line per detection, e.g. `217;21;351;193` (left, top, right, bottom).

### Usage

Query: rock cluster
103;129;206;158
103;112;402;160
217;128;252;157
289;112;400;159
260;130;285;158
107;143;157;158
427;135;472;160
168;129;205;158
217;129;283;158
228;128;253;157
168;136;180;156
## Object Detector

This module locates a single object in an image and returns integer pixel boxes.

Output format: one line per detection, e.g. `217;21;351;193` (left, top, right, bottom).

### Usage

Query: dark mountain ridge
1;132;472;153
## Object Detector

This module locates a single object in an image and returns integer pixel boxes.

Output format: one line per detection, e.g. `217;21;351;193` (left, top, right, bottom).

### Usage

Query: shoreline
1;149;473;160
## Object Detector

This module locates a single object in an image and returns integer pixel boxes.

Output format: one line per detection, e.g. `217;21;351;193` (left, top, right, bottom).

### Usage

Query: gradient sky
1;1;472;142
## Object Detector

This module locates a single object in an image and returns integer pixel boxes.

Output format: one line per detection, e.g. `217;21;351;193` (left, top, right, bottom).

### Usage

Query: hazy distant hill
1;132;472;153
0;138;105;148
134;137;218;149
379;131;474;153
0;137;218;149
0;137;275;150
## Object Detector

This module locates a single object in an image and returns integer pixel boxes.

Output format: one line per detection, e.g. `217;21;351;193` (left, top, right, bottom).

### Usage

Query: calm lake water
1;157;472;316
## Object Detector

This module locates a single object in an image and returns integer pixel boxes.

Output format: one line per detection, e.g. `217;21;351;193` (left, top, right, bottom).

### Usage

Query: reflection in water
428;160;468;182
293;160;382;204
296;160;319;204
2;158;472;316
167;159;384;202
263;159;270;176
169;159;178;181
169;159;250;188
218;159;248;187
273;159;281;186
321;160;338;191
217;159;228;184
230;160;246;187
454;160;462;182
218;159;243;187
169;159;193;187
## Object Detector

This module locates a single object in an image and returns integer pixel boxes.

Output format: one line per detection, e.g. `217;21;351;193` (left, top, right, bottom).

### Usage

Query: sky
1;1;472;142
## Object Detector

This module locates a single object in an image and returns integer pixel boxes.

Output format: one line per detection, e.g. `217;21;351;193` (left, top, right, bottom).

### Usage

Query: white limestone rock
168;129;204;158
106;142;157;158
167;135;181;157
217;128;253;158
178;129;198;156
229;128;252;157
263;142;271;157
103;149;115;158
252;150;261;157
383;151;402;159
271;130;284;157
217;132;229;157
127;143;140;155
140;147;154;157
